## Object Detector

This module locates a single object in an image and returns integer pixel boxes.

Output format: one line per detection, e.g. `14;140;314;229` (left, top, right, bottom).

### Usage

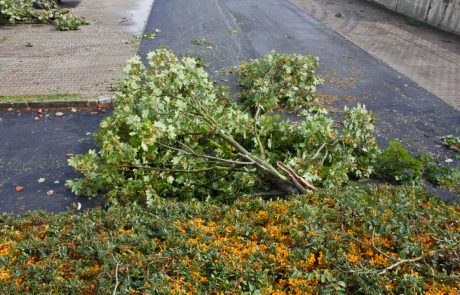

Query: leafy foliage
67;49;377;204
1;48;459;293
375;141;423;184
54;12;88;31
237;52;323;113
0;0;88;30
1;185;458;294
441;135;460;156
420;153;460;194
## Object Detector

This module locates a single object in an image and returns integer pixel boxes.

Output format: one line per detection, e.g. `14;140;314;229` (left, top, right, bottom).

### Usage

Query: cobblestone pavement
291;0;460;111
0;0;152;98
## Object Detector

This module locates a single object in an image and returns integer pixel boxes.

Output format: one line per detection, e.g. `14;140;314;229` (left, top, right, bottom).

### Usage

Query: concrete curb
0;95;113;110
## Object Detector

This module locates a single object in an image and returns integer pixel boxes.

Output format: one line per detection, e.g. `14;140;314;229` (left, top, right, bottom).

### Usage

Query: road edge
0;96;113;110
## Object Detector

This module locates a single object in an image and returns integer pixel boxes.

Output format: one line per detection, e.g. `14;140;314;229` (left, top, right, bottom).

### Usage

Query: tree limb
277;161;317;192
157;142;255;166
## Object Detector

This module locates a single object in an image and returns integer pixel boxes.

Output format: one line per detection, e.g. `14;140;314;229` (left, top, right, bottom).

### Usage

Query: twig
310;142;326;161
347;256;424;275
377;256;424;275
178;141;195;153
341;225;425;275
219;132;296;192
371;229;399;261
320;150;329;165
112;254;120;295
240;190;285;198
254;104;266;157
127;164;233;173
342;226;395;261
157;142;255;165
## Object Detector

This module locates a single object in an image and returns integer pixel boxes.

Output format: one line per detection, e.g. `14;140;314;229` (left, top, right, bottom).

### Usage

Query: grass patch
405;17;422;26
0;93;83;102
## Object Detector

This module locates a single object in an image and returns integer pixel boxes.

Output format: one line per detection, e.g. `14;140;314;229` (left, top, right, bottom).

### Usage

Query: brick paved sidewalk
0;0;152;98
291;0;460;111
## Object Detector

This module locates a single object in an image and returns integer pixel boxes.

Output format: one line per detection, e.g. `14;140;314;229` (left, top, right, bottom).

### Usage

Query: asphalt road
0;110;105;213
1;0;459;213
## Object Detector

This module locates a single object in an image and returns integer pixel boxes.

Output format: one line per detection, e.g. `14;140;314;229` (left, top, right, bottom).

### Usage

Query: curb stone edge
0;95;113;110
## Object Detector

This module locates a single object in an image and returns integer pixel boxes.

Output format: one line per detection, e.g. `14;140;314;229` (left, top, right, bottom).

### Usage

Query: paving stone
291;0;460;111
0;0;141;99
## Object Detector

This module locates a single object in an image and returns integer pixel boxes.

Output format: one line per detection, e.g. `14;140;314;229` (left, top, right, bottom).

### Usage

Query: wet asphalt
1;0;459;213
0;110;105;213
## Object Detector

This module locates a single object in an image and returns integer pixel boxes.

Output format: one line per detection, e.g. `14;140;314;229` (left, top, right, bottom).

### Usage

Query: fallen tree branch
219;132;302;194
277;161;317;192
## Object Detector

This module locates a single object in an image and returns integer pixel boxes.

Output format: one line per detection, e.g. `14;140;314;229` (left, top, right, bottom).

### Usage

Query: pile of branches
0;0;88;30
67;49;378;204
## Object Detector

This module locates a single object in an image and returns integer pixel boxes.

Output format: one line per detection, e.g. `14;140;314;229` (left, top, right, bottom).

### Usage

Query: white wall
369;0;460;34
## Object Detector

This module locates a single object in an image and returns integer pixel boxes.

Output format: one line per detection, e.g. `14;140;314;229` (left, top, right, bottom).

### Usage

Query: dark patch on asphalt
139;0;459;160
0;109;107;213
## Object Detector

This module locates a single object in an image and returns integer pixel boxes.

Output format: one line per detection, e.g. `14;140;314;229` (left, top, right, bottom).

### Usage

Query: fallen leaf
37;178;46;183
7;108;13;112
66;153;74;158
15;186;24;192
47;190;55;196
55;112;64;117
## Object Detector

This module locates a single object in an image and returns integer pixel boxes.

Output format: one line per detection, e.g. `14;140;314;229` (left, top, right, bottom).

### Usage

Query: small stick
112;254;120;295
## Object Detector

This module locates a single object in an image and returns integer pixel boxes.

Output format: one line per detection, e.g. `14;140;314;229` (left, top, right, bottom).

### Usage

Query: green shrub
67;49;377;205
376;141;423;184
0;185;458;294
55;13;88;31
420;153;460;194
0;0;87;30
237;52;323;113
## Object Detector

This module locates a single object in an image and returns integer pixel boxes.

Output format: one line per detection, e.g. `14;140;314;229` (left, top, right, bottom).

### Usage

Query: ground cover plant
0;0;88;30
420;153;460;194
0;185;459;293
